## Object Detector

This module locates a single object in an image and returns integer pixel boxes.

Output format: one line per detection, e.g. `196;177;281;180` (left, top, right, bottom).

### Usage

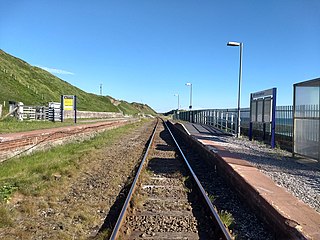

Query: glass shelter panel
264;98;272;122
293;78;320;161
251;101;257;122
257;100;263;122
294;119;319;160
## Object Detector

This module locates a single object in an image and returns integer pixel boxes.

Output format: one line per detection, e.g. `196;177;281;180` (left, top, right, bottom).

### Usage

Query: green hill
0;50;157;116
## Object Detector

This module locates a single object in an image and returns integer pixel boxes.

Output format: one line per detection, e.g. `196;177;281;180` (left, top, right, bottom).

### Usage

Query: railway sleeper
117;121;219;239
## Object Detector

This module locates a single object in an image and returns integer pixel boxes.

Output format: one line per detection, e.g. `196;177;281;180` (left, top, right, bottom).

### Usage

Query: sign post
61;95;77;123
249;88;277;148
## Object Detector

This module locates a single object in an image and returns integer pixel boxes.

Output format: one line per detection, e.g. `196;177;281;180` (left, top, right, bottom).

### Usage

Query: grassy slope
0;50;157;115
118;101;140;115
132;102;156;115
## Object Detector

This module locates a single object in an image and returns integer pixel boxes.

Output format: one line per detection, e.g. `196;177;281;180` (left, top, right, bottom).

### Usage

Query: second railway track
110;119;231;239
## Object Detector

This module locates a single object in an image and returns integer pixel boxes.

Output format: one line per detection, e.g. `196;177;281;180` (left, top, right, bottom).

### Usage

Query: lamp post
227;41;243;138
185;82;192;110
174;94;179;110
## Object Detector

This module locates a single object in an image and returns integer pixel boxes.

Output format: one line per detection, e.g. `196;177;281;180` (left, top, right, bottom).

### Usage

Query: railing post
225;112;229;132
231;114;234;134
203;111;205;124
221;112;223;130
205;111;207;125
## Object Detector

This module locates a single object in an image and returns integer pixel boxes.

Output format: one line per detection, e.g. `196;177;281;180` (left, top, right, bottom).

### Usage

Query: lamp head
227;41;241;46
185;82;192;86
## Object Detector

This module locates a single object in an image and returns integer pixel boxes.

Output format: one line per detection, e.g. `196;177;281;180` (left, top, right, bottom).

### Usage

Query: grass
0;184;18;202
95;229;112;240
130;192;147;209
0;119;151;229
0;117;87;133
0;49;157;116
0;203;13;227
0;49;118;112
0;120;148;216
219;210;234;228
208;194;216;202
118;101;140;115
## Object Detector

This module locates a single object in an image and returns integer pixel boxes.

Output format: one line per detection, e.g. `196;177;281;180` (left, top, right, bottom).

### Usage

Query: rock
53;174;62;180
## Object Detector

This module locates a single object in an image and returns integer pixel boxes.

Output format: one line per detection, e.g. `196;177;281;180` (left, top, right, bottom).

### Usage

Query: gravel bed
121;123;216;239
178;147;274;240
218;135;320;213
1;120;155;239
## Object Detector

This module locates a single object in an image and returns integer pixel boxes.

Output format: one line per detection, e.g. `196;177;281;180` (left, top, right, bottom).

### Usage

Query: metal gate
48;102;61;122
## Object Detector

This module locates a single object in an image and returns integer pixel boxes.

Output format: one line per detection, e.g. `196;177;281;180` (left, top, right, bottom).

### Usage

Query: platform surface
181;122;320;240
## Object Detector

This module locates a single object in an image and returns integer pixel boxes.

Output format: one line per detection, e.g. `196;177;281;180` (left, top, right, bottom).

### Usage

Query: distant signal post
61;95;77;123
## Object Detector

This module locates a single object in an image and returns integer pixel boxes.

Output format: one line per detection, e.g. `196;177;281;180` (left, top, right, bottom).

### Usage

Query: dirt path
1;120;155;239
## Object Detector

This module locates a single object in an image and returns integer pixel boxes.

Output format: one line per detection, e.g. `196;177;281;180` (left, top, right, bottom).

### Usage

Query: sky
1;0;319;113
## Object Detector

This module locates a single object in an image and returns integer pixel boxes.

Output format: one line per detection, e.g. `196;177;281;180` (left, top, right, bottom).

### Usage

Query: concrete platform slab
177;122;320;240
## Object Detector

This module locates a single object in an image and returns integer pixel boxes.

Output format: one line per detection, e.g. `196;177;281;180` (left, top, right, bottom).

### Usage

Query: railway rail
109;118;232;239
170;122;279;239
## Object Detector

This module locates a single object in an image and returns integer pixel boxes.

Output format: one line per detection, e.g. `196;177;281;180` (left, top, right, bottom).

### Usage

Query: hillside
0;50;156;116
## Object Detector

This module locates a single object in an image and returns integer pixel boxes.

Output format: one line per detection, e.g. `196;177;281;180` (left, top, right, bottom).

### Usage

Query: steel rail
164;120;233;240
109;118;159;240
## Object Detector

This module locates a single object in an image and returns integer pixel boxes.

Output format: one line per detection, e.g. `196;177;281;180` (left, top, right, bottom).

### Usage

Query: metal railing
174;106;294;149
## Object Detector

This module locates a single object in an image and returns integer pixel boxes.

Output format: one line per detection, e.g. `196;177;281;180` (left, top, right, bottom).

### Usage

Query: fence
13;103;123;122
174;106;293;150
48;102;61;122
21;106;49;120
18;104;60;121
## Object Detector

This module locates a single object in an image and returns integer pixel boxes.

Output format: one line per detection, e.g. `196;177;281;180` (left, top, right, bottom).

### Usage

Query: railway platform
176;121;320;240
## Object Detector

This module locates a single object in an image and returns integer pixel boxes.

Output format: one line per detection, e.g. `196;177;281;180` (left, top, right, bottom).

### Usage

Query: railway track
109;119;231;239
0;119;135;162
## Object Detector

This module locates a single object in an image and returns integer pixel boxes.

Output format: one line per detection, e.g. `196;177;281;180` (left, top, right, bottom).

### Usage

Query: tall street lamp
227;41;243;138
174;93;179;110
185;82;192;110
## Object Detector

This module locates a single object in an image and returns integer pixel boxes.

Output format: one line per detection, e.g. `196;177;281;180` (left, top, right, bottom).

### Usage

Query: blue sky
1;0;319;113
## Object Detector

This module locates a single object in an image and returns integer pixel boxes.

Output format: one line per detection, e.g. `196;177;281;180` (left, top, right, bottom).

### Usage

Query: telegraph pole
100;84;103;95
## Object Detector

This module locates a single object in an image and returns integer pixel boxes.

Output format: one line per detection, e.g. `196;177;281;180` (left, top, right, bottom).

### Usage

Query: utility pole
100;84;103;96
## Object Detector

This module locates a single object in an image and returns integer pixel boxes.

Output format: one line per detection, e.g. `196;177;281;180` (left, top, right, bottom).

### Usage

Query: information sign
249;88;277;148
63;96;74;111
61;95;77;123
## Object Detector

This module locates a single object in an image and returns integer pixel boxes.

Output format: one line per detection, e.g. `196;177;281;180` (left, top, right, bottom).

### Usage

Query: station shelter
293;78;320;161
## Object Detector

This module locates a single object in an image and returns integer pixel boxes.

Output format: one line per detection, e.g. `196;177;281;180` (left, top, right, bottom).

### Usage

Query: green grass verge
0;120;147;203
0;120;152;228
0;117;88;134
